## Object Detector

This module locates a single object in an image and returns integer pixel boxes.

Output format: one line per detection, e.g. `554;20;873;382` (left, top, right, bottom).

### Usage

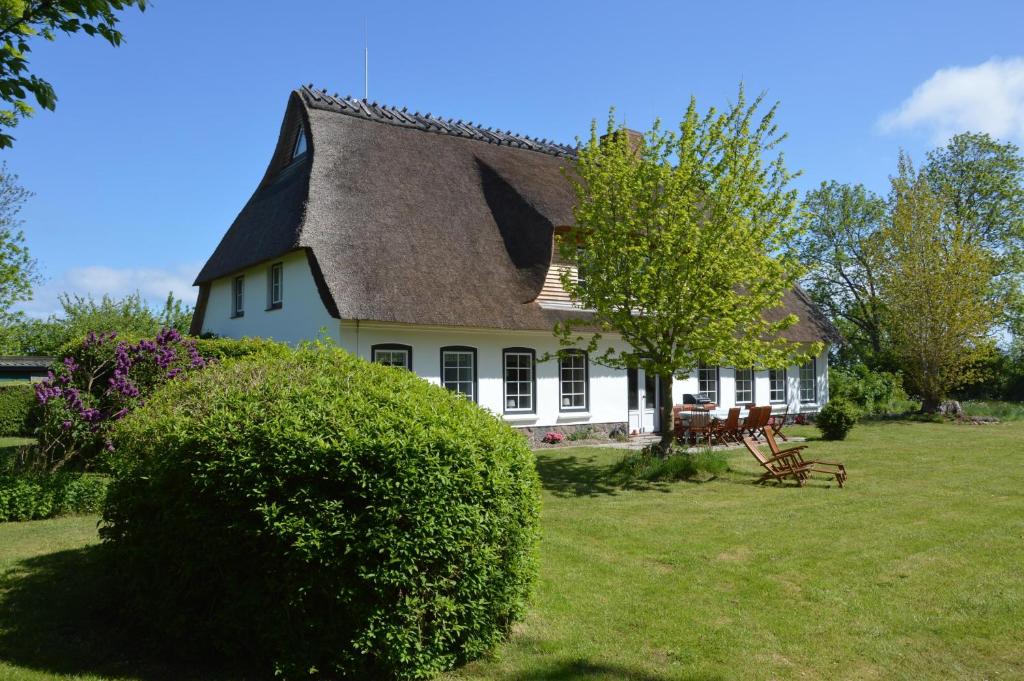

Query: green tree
6;291;192;355
796;181;887;367
922;132;1024;336
875;155;998;412
0;0;146;147
557;87;819;451
0;162;38;349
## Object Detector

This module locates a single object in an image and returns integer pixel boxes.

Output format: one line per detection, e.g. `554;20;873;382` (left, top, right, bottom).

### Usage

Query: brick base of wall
514;421;629;444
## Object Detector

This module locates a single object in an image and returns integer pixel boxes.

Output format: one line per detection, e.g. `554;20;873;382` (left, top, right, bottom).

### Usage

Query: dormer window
292;125;308;159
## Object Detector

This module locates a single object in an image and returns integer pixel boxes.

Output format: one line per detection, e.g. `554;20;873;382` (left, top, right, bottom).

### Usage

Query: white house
192;86;838;440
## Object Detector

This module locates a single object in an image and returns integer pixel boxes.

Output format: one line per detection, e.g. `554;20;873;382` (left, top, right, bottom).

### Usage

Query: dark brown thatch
194;86;839;343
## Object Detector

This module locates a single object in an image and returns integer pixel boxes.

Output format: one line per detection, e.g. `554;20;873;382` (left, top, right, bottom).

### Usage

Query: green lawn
0;437;36;448
2;421;1023;680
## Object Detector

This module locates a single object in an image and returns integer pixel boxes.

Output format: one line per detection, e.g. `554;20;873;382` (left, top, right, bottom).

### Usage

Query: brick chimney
600;128;644;154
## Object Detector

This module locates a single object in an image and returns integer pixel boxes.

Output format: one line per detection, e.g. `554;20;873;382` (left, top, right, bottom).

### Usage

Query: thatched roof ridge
193;86;839;343
299;85;578;158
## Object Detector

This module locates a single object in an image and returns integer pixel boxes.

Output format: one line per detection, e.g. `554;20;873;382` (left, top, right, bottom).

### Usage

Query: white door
627;368;661;433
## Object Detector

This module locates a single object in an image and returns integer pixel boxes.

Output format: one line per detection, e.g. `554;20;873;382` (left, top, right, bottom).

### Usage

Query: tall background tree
558;87;818;451
0;161;38;349
796;181;886;367
875;156;998;411
797;132;1024;377
6;291;192;356
923;133;1024;335
0;0;146;147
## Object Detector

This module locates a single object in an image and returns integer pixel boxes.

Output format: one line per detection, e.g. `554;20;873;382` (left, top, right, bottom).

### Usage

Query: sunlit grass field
2;420;1022;680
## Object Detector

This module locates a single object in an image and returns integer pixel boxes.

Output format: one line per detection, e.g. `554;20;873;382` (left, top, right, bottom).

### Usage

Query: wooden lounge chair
710;407;741;444
741;435;814;486
763;429;847;487
768;406;789;441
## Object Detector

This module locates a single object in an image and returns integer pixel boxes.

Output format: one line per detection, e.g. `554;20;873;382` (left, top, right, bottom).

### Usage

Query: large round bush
816;399;859;440
102;345;540;679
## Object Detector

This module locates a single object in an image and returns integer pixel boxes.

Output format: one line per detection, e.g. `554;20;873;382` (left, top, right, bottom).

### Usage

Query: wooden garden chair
686;410;714;446
747;405;772;440
741;435;813;486
710;407;741;444
768;405;789;441
738;408;761;441
673;405;686;442
763;429;847;487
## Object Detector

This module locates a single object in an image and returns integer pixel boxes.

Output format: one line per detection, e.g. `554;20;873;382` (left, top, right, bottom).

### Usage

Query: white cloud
16;263;200;319
878;57;1024;143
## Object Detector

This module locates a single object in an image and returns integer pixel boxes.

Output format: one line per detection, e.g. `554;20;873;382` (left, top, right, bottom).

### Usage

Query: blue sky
5;0;1024;317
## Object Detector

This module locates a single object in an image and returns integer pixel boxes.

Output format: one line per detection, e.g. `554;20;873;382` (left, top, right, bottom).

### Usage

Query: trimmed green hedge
0;472;108;521
0;383;39;437
103;345;541;679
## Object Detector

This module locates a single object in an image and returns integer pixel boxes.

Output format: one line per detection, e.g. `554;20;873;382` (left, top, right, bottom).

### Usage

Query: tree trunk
658;373;675;454
920;395;941;413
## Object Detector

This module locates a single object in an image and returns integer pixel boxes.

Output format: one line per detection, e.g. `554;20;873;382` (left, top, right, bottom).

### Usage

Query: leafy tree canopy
796;181;886;367
0;0;145;147
797;132;1024;370
874;155;999;411
557;86;820;450
0;161;38;330
2;291;192;356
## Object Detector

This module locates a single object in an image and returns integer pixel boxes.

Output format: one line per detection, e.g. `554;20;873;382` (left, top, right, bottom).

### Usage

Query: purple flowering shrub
35;328;211;471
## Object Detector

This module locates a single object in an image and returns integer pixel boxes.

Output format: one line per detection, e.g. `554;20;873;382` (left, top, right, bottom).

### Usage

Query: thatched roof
194;85;839;343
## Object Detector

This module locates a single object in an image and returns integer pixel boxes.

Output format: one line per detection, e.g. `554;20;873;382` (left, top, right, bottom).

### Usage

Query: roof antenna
363;18;369;101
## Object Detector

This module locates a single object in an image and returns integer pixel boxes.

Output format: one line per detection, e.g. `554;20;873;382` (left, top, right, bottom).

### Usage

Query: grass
961;399;1024;421
1;421;1023;680
0;437;36;448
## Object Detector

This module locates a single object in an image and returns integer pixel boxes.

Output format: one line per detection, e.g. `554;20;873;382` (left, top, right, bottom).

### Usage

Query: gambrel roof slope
194;85;839;343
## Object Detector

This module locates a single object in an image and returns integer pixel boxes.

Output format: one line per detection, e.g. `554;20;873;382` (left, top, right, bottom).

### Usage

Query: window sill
503;413;538;423
557;411;591;420
230;312;244;319
265;303;282;311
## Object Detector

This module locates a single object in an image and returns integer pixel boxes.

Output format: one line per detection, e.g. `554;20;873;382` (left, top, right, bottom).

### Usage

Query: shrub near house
103;344;541;679
0;383;37;437
33;332;285;471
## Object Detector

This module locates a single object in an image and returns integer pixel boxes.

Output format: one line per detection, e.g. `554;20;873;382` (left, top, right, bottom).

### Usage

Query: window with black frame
232;276;244;317
371;344;412;370
559;350;588;411
503;349;535;413
735;367;754;404
698;363;718;404
769;368;787;403
799;359;817;403
441;347;476;402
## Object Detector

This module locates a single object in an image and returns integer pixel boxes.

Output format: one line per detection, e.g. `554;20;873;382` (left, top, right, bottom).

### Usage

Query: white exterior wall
199;253;829;428
200;250;340;346
671;346;830;415
338;321;628;429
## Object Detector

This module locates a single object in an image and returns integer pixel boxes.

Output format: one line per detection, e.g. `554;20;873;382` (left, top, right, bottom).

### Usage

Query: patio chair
678;410;713;446
745;405;772;440
768;405;790;441
763;429;847;486
740;435;813;486
673;405;686;441
738;408;760;441
710;407;741;444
